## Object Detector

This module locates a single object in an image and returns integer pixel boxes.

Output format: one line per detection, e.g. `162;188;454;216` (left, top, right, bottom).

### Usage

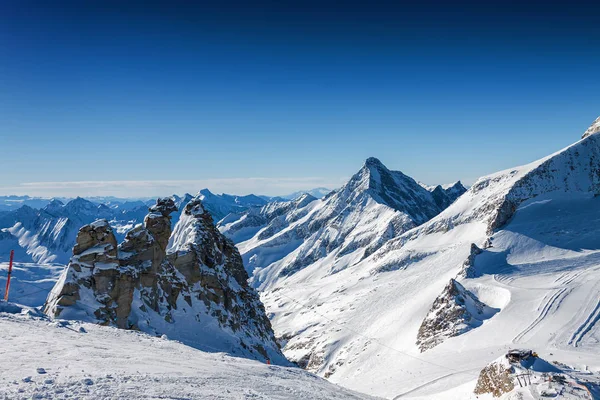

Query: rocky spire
44;197;287;364
167;196;283;361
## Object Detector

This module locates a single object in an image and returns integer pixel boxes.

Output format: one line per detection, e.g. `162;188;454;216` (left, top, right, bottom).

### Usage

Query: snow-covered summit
237;157;460;291
582;115;600;139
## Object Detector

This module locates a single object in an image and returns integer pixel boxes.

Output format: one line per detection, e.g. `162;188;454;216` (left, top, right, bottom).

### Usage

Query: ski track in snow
569;299;600;348
512;287;571;344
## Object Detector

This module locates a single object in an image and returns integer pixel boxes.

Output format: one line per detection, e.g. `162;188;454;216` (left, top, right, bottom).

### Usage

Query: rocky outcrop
430;182;467;210
474;358;515;397
416;279;497;352
44;198;180;328
167;197;282;360
45;197;286;364
459;243;483;278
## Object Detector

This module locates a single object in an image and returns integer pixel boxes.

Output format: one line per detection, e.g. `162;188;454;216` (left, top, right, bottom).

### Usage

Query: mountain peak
582;116;600;139
363;157;386;169
198;188;214;197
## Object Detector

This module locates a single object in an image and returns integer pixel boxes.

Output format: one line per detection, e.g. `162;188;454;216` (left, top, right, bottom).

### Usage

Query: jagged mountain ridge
0;197;150;264
217;193;318;244
44;197;287;364
197;189;269;222
236;157;461;290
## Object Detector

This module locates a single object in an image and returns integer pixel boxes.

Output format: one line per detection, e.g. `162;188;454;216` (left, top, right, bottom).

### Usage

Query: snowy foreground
0;303;376;400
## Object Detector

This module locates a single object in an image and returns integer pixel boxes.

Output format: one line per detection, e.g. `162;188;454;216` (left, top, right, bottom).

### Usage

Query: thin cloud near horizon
0;177;349;198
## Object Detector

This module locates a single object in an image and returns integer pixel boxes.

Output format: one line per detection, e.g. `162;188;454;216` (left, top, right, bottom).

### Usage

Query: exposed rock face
582;116;600;139
45;197;286;364
459;243;483;278
474;358;515;397
44;219;121;322
167;197;281;359
416;279;497;352
430;181;467;210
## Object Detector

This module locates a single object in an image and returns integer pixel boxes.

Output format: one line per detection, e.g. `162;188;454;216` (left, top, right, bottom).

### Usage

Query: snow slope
0;262;64;306
218;193;318;244
255;119;600;398
0;302;377;400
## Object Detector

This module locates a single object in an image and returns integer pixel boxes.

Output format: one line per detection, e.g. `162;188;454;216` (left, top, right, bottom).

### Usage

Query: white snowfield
251;126;600;398
0;303;377;400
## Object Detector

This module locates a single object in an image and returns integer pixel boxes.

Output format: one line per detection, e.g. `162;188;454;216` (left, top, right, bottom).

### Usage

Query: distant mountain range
0;187;339;263
0;188;333;213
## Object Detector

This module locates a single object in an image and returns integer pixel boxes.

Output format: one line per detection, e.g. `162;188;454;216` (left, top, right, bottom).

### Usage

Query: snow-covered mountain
218;193;318;243
197;188;269;222
249;118;600;398
0;191;266;265
281;187;333;200
234;157;460;290
45;197;287;364
0;197;150;264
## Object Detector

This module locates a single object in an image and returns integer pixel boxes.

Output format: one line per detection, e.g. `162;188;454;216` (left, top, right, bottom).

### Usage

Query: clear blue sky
1;1;599;197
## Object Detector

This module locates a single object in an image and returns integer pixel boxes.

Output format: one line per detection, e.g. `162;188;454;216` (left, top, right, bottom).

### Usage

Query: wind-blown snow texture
0;303;376;400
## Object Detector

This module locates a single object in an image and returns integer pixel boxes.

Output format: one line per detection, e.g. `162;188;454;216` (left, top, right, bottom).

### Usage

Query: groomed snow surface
0;303;376;400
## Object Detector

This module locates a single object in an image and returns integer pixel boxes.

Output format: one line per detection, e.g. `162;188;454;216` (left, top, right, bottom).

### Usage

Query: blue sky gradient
1;1;599;196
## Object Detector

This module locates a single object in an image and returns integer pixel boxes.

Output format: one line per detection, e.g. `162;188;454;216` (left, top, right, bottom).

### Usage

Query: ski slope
256;131;600;398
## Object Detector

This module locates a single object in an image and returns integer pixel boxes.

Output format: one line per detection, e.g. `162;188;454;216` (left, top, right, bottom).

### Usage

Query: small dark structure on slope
506;349;536;363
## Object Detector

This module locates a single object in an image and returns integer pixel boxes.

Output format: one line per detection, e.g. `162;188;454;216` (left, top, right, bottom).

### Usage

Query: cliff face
167;197;282;360
44;197;287;364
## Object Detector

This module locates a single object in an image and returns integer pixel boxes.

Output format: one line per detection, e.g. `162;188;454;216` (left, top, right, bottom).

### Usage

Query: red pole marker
266;359;270;365
4;250;14;301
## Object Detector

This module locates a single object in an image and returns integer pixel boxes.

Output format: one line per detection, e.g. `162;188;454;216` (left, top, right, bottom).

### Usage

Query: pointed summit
364;156;386;168
582;116;600;139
